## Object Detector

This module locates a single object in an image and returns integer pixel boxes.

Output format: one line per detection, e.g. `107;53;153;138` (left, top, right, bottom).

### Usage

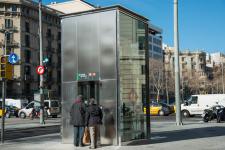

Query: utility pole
39;0;44;124
174;0;182;125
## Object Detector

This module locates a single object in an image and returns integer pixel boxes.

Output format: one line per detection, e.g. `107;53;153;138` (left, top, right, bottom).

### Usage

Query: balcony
0;25;18;32
0;40;19;48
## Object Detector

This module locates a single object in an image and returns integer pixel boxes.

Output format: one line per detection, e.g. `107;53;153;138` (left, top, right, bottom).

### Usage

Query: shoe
89;146;96;149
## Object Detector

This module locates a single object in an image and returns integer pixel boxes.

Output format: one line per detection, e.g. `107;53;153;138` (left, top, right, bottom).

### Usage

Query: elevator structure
61;5;150;145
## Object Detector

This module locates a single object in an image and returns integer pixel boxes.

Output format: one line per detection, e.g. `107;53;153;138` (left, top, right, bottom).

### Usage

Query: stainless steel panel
99;11;117;79
62;18;77;82
77;14;99;74
99;79;117;145
62;82;77;143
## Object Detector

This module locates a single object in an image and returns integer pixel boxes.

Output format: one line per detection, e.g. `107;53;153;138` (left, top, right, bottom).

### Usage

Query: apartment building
164;45;209;79
0;0;62;100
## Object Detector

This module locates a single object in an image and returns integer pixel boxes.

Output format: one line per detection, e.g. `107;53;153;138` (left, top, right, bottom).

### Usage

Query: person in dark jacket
86;98;103;149
70;95;86;147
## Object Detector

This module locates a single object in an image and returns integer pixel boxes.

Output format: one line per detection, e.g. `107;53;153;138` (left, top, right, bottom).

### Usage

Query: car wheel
203;115;209;122
159;110;165;116
20;112;26;119
182;110;190;117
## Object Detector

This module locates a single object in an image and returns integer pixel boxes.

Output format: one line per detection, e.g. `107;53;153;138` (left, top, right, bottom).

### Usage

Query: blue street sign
8;53;19;64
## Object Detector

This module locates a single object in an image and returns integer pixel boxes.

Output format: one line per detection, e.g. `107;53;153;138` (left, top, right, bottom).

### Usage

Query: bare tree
149;59;164;103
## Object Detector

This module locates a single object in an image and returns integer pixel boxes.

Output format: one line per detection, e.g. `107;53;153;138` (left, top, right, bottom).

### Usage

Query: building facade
164;45;209;79
148;24;163;100
0;0;62;100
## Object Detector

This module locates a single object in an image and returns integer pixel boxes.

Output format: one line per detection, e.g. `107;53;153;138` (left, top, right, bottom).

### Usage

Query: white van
44;99;60;118
0;98;28;109
18;100;60;119
181;94;225;117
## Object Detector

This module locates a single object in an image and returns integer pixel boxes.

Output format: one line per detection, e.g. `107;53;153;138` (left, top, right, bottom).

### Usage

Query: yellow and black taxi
0;103;19;118
144;102;174;116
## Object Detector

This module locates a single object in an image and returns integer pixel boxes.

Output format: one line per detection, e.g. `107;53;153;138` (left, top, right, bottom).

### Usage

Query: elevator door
78;81;99;104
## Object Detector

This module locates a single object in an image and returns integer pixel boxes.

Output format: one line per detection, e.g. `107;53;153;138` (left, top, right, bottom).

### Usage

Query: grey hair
89;98;96;105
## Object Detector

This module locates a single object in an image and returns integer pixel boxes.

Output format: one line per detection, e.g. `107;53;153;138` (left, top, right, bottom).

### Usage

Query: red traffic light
1;56;6;63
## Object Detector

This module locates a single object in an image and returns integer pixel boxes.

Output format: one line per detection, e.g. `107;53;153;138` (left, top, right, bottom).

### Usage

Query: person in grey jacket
70;95;86;147
86;98;103;149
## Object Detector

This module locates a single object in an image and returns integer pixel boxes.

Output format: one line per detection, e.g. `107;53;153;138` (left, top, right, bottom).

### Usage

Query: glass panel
119;13;147;141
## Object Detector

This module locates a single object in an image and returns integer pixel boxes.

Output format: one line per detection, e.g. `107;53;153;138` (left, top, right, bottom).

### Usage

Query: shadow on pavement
126;126;225;146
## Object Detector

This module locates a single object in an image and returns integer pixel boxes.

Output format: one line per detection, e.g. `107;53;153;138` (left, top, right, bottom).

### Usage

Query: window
0;4;4;11
191;96;198;104
5;19;13;28
25;50;31;63
6;33;13;43
24;65;31;75
138;21;145;29
47;29;52;39
57;32;61;40
182;57;185;61
141;65;146;74
25;35;30;47
12;5;17;12
149;44;152;50
25;22;30;32
138;36;145;50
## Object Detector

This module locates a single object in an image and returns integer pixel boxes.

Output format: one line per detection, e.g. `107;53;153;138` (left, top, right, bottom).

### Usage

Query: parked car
18;100;41;119
18;100;60;119
144;102;172;116
5;105;19;118
0;104;19;118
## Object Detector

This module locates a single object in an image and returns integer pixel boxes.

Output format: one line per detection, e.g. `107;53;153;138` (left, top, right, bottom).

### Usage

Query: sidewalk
1;121;225;150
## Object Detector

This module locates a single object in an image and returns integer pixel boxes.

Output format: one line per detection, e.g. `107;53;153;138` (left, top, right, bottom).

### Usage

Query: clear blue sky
43;0;225;53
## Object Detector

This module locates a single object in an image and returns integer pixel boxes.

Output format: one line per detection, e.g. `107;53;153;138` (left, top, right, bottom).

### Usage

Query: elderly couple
70;95;103;149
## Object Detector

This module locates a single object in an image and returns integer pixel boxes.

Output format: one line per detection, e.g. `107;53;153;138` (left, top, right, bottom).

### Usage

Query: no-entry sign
36;65;45;75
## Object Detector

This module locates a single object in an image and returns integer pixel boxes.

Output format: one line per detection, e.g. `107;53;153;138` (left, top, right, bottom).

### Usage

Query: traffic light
0;56;13;80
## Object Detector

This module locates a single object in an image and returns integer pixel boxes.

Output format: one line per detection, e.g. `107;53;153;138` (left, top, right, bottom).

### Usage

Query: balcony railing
0;40;19;48
0;25;18;32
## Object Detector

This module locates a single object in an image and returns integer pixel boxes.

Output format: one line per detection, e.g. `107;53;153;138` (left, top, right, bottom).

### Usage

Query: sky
43;0;225;53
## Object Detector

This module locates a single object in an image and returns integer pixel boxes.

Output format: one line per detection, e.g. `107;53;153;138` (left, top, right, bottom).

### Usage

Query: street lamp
174;0;182;125
221;62;224;94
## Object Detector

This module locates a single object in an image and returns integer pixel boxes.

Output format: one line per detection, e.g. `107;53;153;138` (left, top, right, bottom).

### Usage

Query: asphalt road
0;125;60;141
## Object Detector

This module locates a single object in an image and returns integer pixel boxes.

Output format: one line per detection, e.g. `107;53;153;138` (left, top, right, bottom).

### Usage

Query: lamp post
222;62;224;94
174;0;182;125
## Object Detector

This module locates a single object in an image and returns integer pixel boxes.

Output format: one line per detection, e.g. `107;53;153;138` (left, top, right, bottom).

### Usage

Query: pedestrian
86;98;103;149
70;95;86;147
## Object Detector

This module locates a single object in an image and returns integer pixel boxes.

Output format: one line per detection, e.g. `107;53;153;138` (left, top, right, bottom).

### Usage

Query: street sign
8;53;19;64
36;65;45;75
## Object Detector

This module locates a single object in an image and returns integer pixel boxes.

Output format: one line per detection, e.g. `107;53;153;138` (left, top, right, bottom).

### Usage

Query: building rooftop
61;5;149;23
47;0;95;14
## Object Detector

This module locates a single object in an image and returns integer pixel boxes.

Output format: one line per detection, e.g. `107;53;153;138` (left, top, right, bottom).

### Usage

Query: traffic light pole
39;0;44;124
1;31;7;144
